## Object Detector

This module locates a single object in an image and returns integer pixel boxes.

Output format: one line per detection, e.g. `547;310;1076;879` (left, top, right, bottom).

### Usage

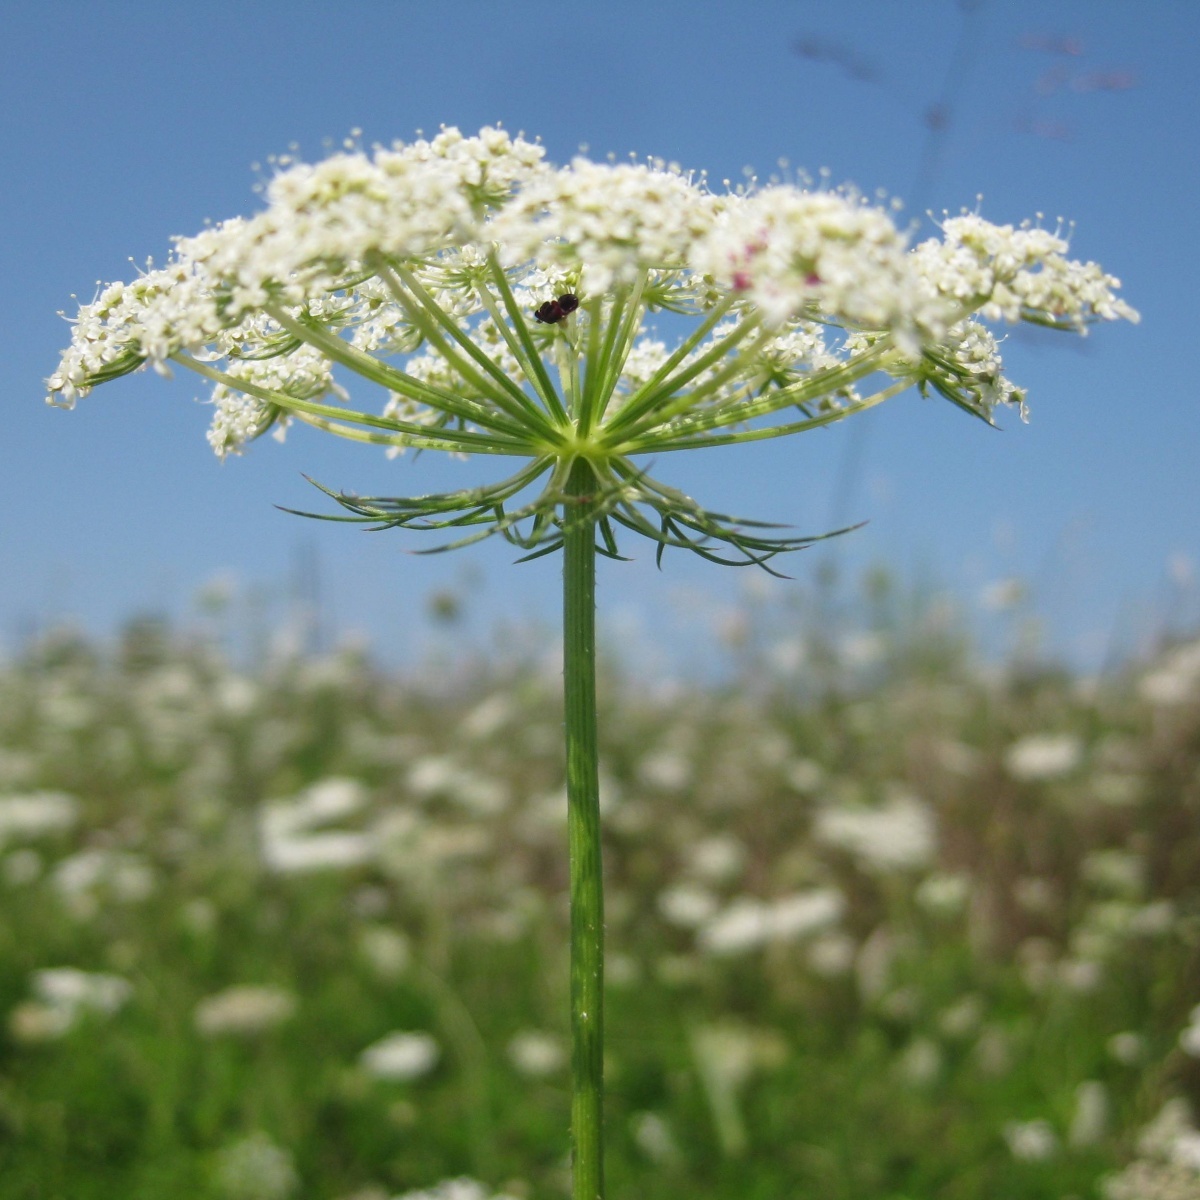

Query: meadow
1;579;1198;1200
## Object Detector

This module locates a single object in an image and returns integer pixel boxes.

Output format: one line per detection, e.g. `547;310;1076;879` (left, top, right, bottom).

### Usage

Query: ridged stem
563;455;604;1200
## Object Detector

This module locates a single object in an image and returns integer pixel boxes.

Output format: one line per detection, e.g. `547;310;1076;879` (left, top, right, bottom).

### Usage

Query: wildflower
44;124;1138;1200
915;872;971;917
1179;1005;1200;1058
784;758;824;794
697;888;844;956
1069;1081;1110;1149
1004;732;1084;780
260;829;374;874
195;985;296;1036
356;926;411;980
629;1112;682;1165
1106;1098;1200;1196
637;748;693;792
689;1023;788;1157
1082;849;1145;897
507;1030;566;1078
1004;1119;1060;1162
392;1181;519;1200
359;1030;440;1081
812;791;937;872
9;967;132;1041
258;778;375;874
2;848;43;887
47;128;1134;568
212;1132;299;1200
1138;639;1200;706
0;790;79;846
657;884;719;928
1107;1031;1146;1065
52;848;155;918
938;994;984;1039
806;931;857;977
686;834;746;884
896;1037;943;1087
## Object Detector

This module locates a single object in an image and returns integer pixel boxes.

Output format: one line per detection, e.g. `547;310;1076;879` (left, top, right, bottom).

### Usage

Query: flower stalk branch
562;456;605;1200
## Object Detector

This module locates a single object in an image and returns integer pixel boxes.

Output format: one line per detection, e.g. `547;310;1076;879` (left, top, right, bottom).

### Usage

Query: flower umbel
47;126;1136;566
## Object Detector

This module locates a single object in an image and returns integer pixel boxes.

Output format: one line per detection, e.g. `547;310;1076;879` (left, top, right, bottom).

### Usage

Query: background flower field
2;578;1198;1200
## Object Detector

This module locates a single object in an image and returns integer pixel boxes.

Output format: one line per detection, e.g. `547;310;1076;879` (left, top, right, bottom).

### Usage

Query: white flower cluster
914;214;1138;328
9;967;133;1042
47;126;1138;463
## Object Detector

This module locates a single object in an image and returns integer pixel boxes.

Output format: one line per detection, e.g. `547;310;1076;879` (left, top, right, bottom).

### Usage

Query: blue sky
2;1;1196;670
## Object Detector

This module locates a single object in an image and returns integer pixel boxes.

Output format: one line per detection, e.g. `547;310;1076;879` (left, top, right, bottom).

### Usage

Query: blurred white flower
1005;733;1083;781
393;1180;518;1200
687;835;746;884
638;749;692;793
262;830;375;874
357;926;411;980
630;1111;682;1165
930;739;981;777
11;967;133;1041
507;1030;565;1078
8;1000;74;1042
34;967;131;1014
1013;876;1058;916
195;986;296;1036
784;758;824;794
697;889;844;956
1069;1081;1110;1149
359;1031;440;1081
915;872;971;918
806;932;857;977
840;632;888;669
2;848;43;887
979;578;1027;612
215;674;259;718
657;884;719;929
1137;1098;1200;1171
1082;850;1145;897
461;693;516;740
263;778;368;833
1004;1119;1059;1162
1090;772;1146;808
1107;1031;1146;1065
52;848;155;917
408;756;511;814
1138;639;1200;706
813;791;936;872
1057;958;1102;993
974;1027;1013;1077
856;927;896;1003
0;791;79;846
938;994;984;1039
897;1038;942;1087
259;777;374;874
689;1023;788;1157
1179;1005;1200;1058
213;1132;298;1200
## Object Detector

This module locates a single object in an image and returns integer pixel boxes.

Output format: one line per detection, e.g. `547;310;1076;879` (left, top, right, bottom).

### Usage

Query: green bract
48;126;1135;568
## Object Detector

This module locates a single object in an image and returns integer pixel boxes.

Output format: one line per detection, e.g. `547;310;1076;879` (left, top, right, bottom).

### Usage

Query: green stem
563;456;604;1200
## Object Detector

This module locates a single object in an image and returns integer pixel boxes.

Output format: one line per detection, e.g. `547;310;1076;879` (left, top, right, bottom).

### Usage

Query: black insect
533;293;580;324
